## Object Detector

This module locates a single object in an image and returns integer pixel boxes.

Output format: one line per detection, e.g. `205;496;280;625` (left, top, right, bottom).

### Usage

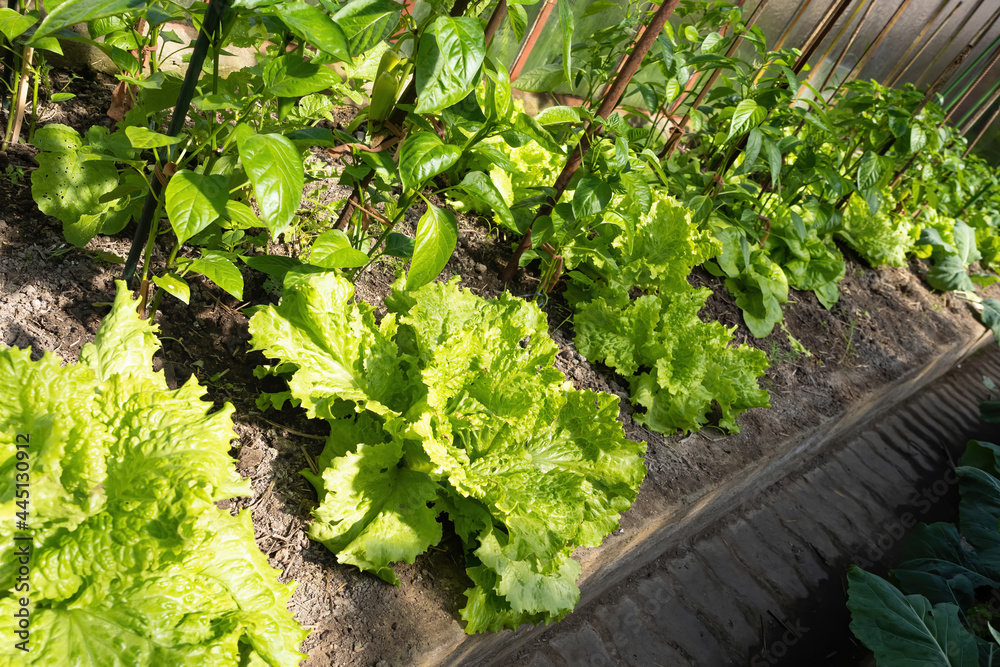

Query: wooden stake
502;0;685;284
887;1;964;87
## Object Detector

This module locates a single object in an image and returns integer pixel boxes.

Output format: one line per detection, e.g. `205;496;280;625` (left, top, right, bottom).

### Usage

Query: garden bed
1;69;998;665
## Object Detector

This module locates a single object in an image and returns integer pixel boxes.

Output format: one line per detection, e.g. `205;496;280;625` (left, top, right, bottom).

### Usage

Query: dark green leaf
736;127;762;175
275;1;352;62
240;133;304;238
847;566;979;666
415;16;486;115
240;255;303;279
384;232;415;259
333;0;400;55
762;137;781;189
980;299;1000;344
572;175;612;220
582;0;617;17
398;132;462;191
460;171;515;229
264;54;340;97
165;170;229;245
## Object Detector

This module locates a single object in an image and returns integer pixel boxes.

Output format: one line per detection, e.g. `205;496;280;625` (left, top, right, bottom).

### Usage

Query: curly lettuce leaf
0;281;307;666
250;272;647;632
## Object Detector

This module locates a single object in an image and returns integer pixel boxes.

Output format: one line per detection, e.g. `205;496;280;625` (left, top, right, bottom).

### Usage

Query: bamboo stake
510;0;556;80
793;0;856;75
660;0;769;160
883;0;951;86
942;38;1000;124
828;0;919;99
957;75;1000;126
963;99;1000;157
816;0;877;94
502;0;684;284
7;46;31;146
773;0;814;51
801;0;869;93
484;0;508;44
915;0;991;87
887;0;963;87
959;75;1000;134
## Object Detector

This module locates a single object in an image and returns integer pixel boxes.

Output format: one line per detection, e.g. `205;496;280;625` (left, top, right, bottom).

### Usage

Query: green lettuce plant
0;282;307;665
248;270;646;633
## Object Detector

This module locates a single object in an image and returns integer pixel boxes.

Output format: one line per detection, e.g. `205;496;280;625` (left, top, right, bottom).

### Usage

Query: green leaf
856;151;882;191
33;123;82;152
514;63;567;93
407;204;458;290
736;127;763;175
123;126;181;150
0;7;36;41
239;133;304;239
165;170;229;245
31;151;118;243
307;439;442;585
509;3;527;41
333;0;400;56
398;132;461;191
264;54;341;97
152;272;190;304
275;1;352;62
0;282;306;665
534;105;580;125
308;229;369;268
32;0;144;41
183;250;245;300
847;567;979;666
728;99;764;140
224;200;263;229
558;0;574;84
415;16;486;115
240;254;303;280
384;232;415;259
459;171;515;229
582;0;617;17
572;175;612;220
762;137;781;188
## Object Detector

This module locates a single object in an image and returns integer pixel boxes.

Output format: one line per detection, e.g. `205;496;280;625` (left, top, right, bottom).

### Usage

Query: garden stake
963;99;1000;157
804;0;872;94
793;0;855;75
915;0;982;87
942;33;1000;120
883;0;952;87
510;0;557;80
827;0;918;103
815;0;877;95
956;75;1000;128
333;0;477;232
122;0;233;286
960;79;1000;135
502;0;684;284
661;0;768;161
888;1;964;87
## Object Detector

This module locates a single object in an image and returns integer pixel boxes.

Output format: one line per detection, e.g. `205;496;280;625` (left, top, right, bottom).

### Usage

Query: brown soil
1;70;995;666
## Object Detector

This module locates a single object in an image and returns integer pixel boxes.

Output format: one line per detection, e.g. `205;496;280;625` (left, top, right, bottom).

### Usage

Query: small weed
2;165;26;185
